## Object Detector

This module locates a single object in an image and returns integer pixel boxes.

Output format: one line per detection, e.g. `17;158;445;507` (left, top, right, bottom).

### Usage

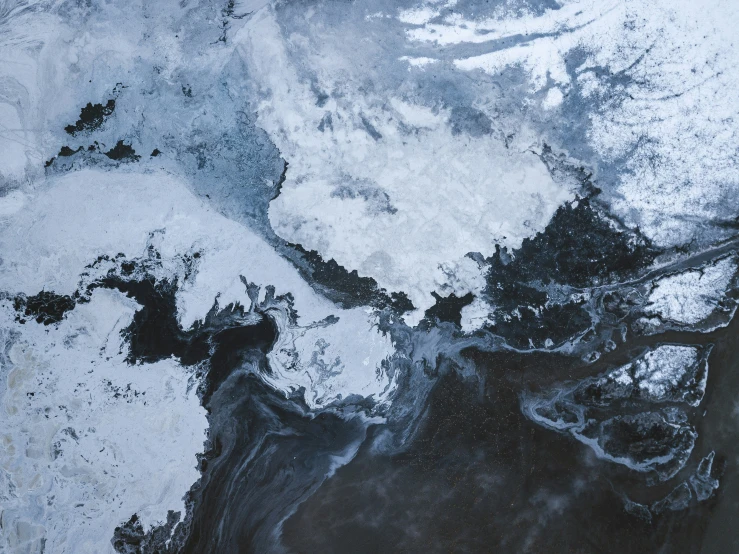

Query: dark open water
279;319;739;553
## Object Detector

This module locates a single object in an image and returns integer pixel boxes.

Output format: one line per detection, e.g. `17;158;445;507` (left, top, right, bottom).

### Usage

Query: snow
0;290;208;554
405;1;611;46
542;87;564;110
459;297;494;333
632;345;700;401
0;169;398;551
598;345;708;406
645;257;737;326
236;7;575;324
0;0;734;545
0;169;397;409
398;56;439;68
453;34;574;91
609;366;633;387
404;0;739;247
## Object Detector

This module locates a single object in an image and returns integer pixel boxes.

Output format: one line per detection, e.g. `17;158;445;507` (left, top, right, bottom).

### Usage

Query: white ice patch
404;1;608;46
609;365;633;387
398;56;439;68
0;168;398;550
411;0;739;247
453;34;573;91
433;256;494;333
389;98;440;128
542;87;564;110
645;257;737;326
0;169;396;410
632;345;699;401
0;290;207;554
460;296;495;333
236;8;574;322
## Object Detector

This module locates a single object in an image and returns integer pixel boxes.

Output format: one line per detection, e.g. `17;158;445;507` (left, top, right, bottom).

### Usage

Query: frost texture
0;0;737;549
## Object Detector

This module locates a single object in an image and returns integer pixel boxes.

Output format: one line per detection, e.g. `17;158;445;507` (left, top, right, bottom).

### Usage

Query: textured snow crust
0;291;207;554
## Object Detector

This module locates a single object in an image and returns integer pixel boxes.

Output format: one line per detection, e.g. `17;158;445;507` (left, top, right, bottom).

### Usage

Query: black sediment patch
44;145;84;167
286;242;414;313
65;99;116;135
501;197;659;288
45;140;141;169
58;145;83;157
91;253;368;554
3;253;302;554
479;263;593;349
44;146;81;167
81;255;278;402
491;291;591;349
12;291;76;325
423;291;474;327
478;195;660;348
104;140;140;161
94;275;210;365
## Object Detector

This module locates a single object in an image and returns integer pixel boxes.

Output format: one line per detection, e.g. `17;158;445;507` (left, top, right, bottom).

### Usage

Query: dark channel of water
279;318;739;553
